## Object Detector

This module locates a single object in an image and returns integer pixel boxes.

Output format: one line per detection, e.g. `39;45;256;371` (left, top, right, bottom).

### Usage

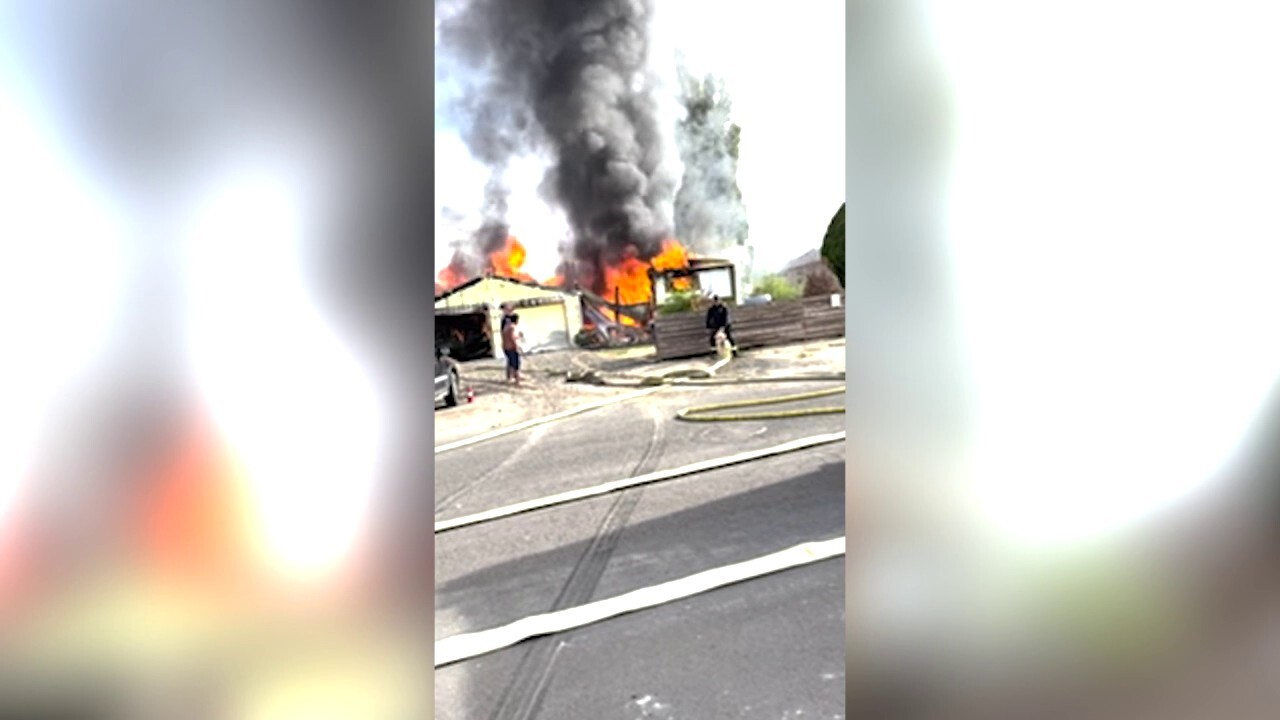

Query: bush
802;267;843;297
657;289;700;315
751;274;801;301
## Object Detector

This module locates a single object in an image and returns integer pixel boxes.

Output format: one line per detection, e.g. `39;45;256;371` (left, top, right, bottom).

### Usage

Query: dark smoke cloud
475;174;511;253
437;0;675;273
451;85;524;255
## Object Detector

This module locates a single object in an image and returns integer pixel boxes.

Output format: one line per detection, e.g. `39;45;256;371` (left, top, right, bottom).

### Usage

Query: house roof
655;257;734;276
782;249;823;272
434;273;576;302
689;256;734;268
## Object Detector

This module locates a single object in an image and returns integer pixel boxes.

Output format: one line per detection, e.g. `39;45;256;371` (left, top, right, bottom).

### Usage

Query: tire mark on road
489;404;666;720
435;423;550;515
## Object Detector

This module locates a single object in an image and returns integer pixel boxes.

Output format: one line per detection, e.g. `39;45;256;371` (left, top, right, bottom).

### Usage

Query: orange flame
436;251;472;294
602;307;642;327
441;236;693;304
651;238;693;291
603;245;654;306
597;239;695;308
651;238;689;271
489;235;535;283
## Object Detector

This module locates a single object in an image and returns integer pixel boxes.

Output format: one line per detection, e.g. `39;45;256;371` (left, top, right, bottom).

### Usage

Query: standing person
502;313;524;386
498;302;516;363
500;302;516;331
705;295;735;353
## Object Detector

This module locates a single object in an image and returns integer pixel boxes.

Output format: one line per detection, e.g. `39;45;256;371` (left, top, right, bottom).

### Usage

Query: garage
435;276;584;360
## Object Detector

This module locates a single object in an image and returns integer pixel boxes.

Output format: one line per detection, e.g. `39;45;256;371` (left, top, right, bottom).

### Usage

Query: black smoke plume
437;0;675;279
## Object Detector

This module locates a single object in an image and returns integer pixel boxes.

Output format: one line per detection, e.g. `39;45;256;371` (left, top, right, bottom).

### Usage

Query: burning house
435;0;729;347
650;256;738;307
435;276;585;361
435;233;584;360
436;231;719;349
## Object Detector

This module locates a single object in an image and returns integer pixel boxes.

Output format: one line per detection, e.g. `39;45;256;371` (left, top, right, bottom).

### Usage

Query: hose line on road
438;357;735;454
435;536;846;667
565;355;847;421
567;370;846;387
439;354;843;455
675;386;846;422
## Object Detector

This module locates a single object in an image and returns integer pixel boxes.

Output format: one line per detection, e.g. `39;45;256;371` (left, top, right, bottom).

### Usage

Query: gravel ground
434;346;671;447
435;340;847;447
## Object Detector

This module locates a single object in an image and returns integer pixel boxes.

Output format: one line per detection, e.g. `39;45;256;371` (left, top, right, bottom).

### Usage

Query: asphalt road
434;379;847;720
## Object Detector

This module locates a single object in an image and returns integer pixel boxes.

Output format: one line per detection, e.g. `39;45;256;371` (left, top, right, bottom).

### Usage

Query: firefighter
705;295;736;354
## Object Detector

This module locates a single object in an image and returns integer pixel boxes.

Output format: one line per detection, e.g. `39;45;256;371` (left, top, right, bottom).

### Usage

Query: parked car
435;347;461;408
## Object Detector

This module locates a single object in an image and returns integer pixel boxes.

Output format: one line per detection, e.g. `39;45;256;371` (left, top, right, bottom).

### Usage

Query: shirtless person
502;313;524;385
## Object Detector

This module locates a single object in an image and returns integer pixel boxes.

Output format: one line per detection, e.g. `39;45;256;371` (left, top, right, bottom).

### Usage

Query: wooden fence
652;294;845;360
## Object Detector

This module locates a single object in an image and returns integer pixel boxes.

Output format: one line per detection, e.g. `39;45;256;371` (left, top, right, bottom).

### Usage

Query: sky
434;0;846;282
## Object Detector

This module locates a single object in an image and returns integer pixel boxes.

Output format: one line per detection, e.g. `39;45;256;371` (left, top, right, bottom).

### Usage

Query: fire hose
566;369;846;386
565;365;846;421
674;386;846;422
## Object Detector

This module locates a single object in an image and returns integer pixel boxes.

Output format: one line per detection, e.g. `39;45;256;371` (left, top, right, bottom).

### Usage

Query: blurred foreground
0;3;432;716
846;1;1280;717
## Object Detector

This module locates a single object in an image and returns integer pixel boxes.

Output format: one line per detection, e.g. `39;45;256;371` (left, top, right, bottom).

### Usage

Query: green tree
820;203;845;287
751;274;802;301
